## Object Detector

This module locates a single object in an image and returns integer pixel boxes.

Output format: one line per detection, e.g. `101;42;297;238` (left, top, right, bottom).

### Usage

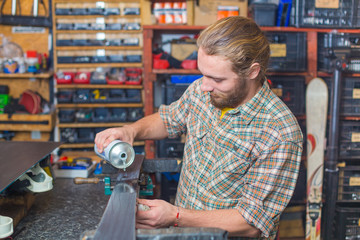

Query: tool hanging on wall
0;0;51;27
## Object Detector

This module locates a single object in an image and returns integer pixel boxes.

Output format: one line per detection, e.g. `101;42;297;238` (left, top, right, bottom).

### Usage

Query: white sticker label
351;132;360;142
96;33;106;40
353;89;360;99
97;49;105;56
96;2;105;8
349;177;360;186
96;18;105;24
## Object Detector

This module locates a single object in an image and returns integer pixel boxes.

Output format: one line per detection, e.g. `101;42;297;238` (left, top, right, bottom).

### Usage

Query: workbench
11;178;110;239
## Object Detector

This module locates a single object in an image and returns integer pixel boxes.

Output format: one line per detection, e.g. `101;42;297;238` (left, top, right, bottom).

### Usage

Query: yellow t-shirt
220;107;234;119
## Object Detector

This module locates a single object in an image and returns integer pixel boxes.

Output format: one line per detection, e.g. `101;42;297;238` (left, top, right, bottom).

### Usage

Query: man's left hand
136;199;177;229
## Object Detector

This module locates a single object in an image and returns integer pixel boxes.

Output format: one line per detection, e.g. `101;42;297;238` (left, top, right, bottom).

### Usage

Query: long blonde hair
197;16;270;84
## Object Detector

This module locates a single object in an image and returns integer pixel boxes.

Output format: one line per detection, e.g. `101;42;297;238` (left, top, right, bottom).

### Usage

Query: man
95;16;303;239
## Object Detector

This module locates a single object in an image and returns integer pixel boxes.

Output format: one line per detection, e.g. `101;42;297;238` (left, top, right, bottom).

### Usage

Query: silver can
94;140;135;169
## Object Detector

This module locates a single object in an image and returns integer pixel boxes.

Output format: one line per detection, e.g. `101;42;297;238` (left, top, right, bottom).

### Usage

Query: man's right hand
94;125;135;153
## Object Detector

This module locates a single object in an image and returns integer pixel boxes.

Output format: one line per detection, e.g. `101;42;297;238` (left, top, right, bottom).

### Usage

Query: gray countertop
13;178;110;240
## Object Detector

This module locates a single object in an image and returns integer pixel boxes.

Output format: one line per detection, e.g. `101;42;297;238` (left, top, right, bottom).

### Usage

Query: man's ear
249;63;260;80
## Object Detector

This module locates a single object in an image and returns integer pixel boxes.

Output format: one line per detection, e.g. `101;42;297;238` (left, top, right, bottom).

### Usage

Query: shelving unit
52;0;145;157
0;72;55;141
142;25;360;158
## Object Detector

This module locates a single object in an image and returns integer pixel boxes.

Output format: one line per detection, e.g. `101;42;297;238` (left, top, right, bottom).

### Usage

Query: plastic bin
163;81;190;105
93;108;110;122
268;76;306;115
337;166;360;202
108;89;127;103
297;0;360;28
157;137;184;158
250;3;278;26
58;109;76;123
76;109;92;122
339;121;360;158
126;89;142;103
128;108;144;122
76;128;94;143
335;207;360;240
60;128;77;143
266;31;307;72
90;89;108;103
170;75;202;84
57;90;73;103
318;33;360;73
109;108;127;122
73;89;91;103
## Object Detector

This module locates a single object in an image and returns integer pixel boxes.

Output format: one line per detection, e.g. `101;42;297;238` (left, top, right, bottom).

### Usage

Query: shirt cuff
237;196;275;238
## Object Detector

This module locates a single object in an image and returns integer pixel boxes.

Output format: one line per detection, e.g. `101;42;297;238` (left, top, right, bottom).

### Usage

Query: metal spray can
94;140;135;170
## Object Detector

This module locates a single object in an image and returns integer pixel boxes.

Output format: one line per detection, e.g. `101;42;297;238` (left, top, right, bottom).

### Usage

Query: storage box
266;31;307;72
318;33;360;73
157;137;185;158
249;3;278;26
268;76;306;115
335;207;360;240
171;39;198;61
53;161;97;178
296;0;360;28
163;80;190;104
194;0;248;26
337;166;360;202
339;121;360;158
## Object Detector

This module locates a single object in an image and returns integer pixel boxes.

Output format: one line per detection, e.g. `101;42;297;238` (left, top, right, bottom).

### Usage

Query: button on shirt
159;78;303;239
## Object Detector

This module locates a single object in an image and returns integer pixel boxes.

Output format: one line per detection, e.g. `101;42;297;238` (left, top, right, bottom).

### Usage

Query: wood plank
55;30;142;34
0;78;50;101
0;72;53;79
56;84;142;89
57;63;142;68
0;113;55;131
9;132;51;142
56;46;142;51
54;15;140;20
57;103;143;108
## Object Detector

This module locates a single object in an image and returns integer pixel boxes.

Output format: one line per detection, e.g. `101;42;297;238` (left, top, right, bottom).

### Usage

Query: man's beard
210;78;248;109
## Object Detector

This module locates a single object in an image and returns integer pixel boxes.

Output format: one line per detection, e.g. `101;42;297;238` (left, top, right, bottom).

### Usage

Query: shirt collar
239;81;270;125
200;78;270;124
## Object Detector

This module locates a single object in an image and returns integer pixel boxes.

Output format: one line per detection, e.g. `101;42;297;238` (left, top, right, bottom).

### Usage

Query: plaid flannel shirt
159;78;303;239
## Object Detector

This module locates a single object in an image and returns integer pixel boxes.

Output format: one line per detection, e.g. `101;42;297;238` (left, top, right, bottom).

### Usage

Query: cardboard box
171;39;198;61
194;0;248;26
53;162;97;178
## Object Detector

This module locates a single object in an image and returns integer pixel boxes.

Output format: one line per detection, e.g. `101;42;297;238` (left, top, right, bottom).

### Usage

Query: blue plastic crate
170;75;202;84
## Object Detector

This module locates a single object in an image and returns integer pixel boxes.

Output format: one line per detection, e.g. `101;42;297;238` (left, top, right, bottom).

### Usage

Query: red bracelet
174;206;180;227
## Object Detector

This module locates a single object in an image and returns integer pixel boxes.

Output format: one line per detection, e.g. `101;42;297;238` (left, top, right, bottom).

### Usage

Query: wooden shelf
60;141;145;149
56;84;142;89
58;122;133;128
0;72;53;79
0;112;55;131
267;71;309;76
55;30;142;34
318;71;360;78
261;26;360;33
54;0;139;3
56;63;142;68
54;15;140;20
57;103;143;108
143;25;205;31
341;116;360;121
153;69;201;75
56;46;142;51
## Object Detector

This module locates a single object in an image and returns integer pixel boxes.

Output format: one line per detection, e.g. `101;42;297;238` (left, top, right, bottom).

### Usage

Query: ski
305;77;328;240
